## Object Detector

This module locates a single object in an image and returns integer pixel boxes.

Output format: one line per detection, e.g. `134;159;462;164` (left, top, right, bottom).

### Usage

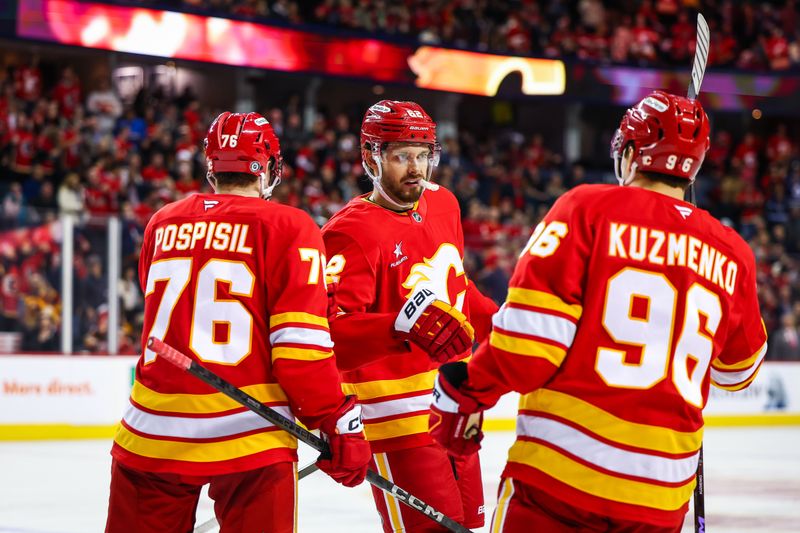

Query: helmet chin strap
362;152;417;211
614;153;637;186
206;171;218;192
261;171;281;200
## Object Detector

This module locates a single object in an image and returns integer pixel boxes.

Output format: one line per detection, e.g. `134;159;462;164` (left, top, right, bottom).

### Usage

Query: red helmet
611;90;710;182
204;111;282;184
360;101;441;203
361;100;440;154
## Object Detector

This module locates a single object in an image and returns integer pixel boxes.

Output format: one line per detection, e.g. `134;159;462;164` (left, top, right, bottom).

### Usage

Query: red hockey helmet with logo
611;90;710;182
204;111;282;183
361;100;440;157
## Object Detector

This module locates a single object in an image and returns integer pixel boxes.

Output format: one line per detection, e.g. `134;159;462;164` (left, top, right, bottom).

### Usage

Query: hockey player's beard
383;172;425;206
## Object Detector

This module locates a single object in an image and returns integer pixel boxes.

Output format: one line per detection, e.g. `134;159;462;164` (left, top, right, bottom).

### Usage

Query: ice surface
0;427;797;532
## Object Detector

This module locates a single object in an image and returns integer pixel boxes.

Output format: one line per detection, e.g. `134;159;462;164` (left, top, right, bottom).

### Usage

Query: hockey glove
317;396;371;487
429;362;485;457
394;287;475;363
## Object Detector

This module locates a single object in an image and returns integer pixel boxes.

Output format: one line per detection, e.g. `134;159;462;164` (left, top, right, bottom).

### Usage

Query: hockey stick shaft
693;446;705;533
687;14;709;532
687;13;709;206
148;337;472;533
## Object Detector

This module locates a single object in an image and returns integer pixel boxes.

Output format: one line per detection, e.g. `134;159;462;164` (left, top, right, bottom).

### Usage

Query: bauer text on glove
394;287;475;363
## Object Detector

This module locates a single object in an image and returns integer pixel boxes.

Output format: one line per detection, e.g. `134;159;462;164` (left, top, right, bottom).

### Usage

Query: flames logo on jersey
402;243;468;311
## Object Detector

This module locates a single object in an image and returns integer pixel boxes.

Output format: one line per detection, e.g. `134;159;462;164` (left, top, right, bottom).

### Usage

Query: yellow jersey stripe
114;424;296;462
520;389;702;454
271;347;332;362
491;478;514;533
363;414;429;441
508;440;695;511
374;453;405;531
490;331;567;366
132;380;287;414
507;288;582;320
270;312;328;329
711;341;767;371
342;370;437;401
293;464;299;533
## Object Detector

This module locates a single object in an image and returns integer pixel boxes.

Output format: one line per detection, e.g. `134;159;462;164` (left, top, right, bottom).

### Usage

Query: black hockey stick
148;337;473;533
687;13;710;533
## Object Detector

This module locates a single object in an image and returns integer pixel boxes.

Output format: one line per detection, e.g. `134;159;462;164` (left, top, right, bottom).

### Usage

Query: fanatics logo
411;212;423;223
204;200;220;211
674;205;693;219
390;242;408;268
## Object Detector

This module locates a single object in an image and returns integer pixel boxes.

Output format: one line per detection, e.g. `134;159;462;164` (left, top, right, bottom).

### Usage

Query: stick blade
688;13;710;99
147;337;192;370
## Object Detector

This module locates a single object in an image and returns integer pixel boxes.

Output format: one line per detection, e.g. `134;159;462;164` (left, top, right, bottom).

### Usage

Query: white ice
0;427;798;532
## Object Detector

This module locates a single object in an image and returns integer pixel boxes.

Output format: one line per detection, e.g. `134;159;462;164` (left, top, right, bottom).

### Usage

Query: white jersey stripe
269;327;333;349
123;403;294;439
711;343;767;386
360;393;430;421
493;304;576;347
517;415;699;484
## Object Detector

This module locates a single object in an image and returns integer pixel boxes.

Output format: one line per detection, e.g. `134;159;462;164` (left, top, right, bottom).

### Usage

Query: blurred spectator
24;312;59;352
1;38;799;360
87;80;123;136
2;183;26;229
768;312;800;360
58;172;85;215
118;266;142;328
79;0;793;71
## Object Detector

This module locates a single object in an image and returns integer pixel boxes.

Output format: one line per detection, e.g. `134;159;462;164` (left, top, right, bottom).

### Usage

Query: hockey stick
148;337;473;533
686;13;709;207
687;13;709;533
193;463;320;533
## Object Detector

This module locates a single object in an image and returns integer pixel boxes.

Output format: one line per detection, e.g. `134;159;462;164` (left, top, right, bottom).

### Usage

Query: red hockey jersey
322;186;497;453
466;184;768;526
111;193;346;476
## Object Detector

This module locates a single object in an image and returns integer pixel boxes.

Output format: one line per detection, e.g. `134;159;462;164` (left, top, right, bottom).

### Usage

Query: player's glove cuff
429;362;485;457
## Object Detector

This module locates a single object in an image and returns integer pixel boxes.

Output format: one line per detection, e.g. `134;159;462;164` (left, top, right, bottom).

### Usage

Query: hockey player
322;100;499;532
106;112;371;533
429;91;769;531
